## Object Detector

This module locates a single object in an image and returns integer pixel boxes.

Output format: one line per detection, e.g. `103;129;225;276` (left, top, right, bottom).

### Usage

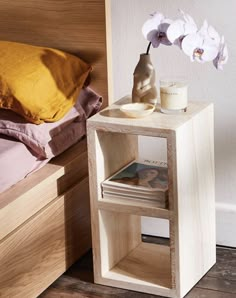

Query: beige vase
132;53;158;104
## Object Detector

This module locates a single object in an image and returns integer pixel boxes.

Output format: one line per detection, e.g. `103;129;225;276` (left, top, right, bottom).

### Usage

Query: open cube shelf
104;242;171;289
87;97;216;298
100;208;171;284
98;209;172;296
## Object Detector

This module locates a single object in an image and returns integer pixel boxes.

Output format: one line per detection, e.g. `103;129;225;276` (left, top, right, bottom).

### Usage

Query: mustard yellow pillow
0;41;92;124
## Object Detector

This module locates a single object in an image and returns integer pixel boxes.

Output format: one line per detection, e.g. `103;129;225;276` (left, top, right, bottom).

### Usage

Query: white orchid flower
141;10;228;70
167;10;198;45
142;12;172;48
213;36;228;70
182;20;221;63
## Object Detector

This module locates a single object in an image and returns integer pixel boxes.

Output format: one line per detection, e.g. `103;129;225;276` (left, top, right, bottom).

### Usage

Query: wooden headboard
0;0;112;107
0;1;112;296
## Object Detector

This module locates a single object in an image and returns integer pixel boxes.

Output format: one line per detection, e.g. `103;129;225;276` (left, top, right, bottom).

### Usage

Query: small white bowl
120;103;155;118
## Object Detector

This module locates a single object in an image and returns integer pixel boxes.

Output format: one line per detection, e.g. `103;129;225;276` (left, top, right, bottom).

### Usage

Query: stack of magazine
101;159;168;208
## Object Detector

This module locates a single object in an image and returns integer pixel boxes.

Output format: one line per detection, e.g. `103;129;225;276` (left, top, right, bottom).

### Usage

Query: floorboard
40;237;236;298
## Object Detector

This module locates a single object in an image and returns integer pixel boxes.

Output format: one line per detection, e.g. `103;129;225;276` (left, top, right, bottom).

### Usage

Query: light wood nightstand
87;96;215;298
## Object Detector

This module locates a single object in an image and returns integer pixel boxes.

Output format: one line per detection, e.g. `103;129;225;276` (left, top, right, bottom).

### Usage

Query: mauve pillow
0;87;102;158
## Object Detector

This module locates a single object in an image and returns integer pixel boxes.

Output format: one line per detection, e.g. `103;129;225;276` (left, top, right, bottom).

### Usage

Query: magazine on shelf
102;186;167;199
101;158;168;200
102;192;167;208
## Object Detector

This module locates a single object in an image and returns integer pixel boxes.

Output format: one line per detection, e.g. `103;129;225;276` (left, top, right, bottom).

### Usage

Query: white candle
160;79;188;113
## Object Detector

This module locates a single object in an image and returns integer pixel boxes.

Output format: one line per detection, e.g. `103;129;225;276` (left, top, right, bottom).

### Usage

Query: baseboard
141;217;170;238
216;202;236;247
141;203;236;248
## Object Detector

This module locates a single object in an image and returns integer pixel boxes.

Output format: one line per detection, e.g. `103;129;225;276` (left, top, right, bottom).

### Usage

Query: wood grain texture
0;0;110;296
0;177;91;298
174;103;215;297
40;275;161;298
167;132;179;292
104;242;172;290
87;99;215;298
186;288;236;298
40;243;236;298
99;210;141;275
0;139;88;241
0;0;112;106
197;276;236;294
87;126;139;285
88;96;211;135
208;247;236;281
98;198;170;219
111;3;236;249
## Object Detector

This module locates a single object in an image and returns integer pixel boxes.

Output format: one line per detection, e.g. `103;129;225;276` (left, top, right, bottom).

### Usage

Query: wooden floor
40;236;236;298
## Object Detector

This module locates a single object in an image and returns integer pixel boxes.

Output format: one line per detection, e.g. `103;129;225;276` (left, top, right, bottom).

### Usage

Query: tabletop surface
88;95;213;133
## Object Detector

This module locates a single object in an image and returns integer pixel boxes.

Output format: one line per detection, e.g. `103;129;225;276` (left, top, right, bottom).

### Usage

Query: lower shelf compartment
103;242;172;289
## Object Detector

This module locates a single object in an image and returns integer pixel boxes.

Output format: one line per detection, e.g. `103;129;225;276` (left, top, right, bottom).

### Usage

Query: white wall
110;0;236;246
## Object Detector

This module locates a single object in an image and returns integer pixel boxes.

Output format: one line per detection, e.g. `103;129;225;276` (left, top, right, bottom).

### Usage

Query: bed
0;0;112;297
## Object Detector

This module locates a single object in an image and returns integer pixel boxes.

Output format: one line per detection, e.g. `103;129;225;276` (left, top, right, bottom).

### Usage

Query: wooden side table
87;96;215;298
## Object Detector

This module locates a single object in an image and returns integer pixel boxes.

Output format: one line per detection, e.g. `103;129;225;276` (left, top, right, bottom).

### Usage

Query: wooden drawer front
0;177;91;298
0;143;88;240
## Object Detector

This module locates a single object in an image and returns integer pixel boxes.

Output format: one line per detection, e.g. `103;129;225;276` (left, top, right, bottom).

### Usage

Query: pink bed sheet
0;134;49;193
0;87;102;159
0;86;102;193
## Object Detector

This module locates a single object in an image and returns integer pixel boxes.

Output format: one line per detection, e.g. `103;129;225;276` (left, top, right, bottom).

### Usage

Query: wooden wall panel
0;0;112;106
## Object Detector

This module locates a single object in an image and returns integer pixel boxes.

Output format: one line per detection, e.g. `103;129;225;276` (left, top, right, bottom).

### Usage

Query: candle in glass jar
160;78;188;113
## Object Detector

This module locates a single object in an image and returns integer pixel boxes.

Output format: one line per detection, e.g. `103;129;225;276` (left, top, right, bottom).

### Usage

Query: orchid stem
146;42;152;55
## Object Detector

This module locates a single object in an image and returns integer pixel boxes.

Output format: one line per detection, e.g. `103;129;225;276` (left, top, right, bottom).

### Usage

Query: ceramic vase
132;53;158;104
